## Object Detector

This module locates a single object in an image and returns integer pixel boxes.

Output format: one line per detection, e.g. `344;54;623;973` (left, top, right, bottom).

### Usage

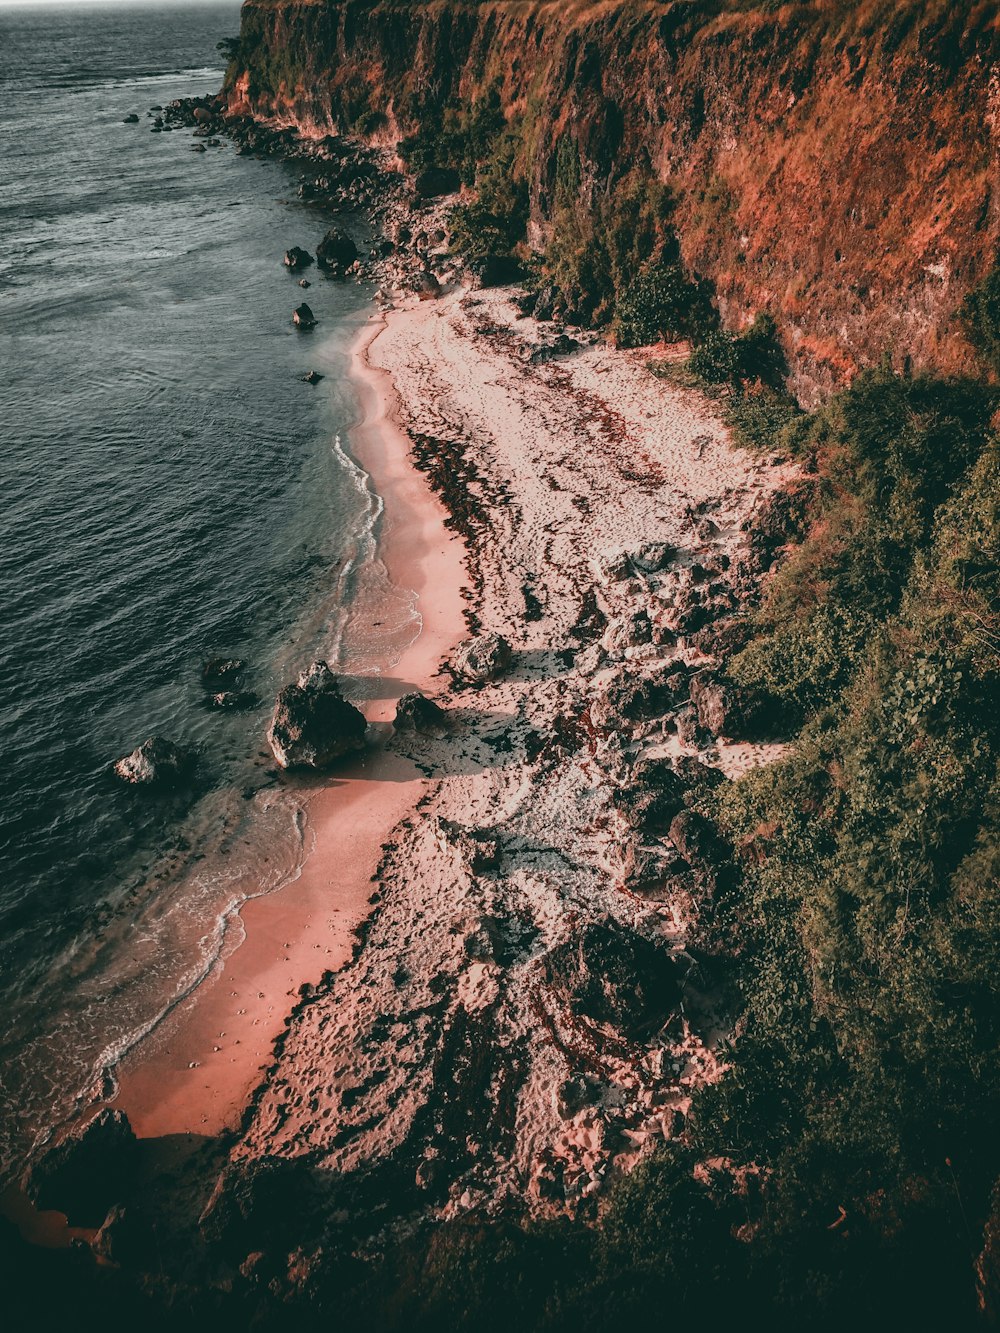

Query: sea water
0;1;412;1176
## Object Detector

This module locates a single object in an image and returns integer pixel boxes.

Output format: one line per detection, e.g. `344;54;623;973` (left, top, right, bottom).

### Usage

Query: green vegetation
357;365;1000;1329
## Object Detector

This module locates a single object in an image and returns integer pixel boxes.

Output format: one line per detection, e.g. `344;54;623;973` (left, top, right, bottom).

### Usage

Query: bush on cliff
614;261;709;348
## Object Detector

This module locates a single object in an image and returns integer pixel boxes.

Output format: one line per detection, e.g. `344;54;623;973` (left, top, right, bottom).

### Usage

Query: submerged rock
394;692;449;737
203;657;245;682
122;113;139;124
284;246;313;271
453;632;513;684
210;690;258;711
113;736;194;786
24;1109;137;1228
302;369;324;384
293;302;317;329
267;661;366;769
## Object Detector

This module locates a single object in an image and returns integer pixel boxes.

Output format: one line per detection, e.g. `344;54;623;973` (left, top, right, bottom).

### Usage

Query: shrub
614;262;707;347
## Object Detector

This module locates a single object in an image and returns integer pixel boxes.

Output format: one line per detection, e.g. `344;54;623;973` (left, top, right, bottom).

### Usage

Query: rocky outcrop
23;1109;137;1228
292;302;317;328
267;661;366;768
113;736;194;786
226;0;999;399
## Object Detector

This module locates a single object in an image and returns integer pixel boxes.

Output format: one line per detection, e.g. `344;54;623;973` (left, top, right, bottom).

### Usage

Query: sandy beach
112;312;468;1141
101;278;796;1227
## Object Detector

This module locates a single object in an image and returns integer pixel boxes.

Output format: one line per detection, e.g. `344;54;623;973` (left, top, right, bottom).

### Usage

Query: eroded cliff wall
226;0;1000;398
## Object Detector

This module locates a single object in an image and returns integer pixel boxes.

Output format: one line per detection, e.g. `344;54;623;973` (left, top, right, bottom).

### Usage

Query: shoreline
110;307;469;1142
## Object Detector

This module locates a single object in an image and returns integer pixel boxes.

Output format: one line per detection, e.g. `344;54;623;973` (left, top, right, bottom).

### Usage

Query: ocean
0;1;409;1176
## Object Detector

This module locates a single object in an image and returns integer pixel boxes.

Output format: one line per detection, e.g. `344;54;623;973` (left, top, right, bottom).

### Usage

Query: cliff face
226;0;1000;398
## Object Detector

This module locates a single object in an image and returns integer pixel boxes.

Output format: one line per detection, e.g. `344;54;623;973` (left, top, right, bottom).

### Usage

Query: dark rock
512;289;537;317
284;246;313;271
202;657;245;682
668;809;726;870
453;632;513;684
24;1110;137;1228
541;920;679;1037
413;166;460;198
298;278;311;288
93;1204;154;1267
302;369;324;384
114;736;194;786
267;661;366;769
556;1073;593;1119
191;143;207;152
412;269;442;300
293;302;317;329
533;285;559;321
689;670;784;741
316;226;358;272
122;113;139;124
394;692;449;738
690;617;754;657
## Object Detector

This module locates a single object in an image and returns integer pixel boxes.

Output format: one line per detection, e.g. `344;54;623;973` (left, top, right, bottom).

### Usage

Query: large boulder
267;662;366;769
293;302;317;329
24;1109;137;1227
394;692;449;738
315;226;358;273
452;632;512;684
541;920;679;1037
113;736;194;786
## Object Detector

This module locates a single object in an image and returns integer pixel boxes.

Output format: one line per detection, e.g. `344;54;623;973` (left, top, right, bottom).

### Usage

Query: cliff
225;0;1000;399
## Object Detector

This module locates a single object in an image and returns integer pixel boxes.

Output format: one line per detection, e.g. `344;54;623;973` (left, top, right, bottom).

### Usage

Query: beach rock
453;632;513;684
525;333;579;364
24;1110;137;1228
412;269;441;300
316;226;358;272
113;736;194;786
302;370;324;384
122;113;139;123
284;246;313;271
203;657;245;682
631;542;676;573
541;920;679;1037
267;661;366;769
293;303;317;329
394;692;449;738
298;278;311;288
192;105;213;125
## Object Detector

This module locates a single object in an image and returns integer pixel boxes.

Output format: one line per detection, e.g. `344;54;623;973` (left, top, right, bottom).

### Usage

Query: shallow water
0;2;408;1175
